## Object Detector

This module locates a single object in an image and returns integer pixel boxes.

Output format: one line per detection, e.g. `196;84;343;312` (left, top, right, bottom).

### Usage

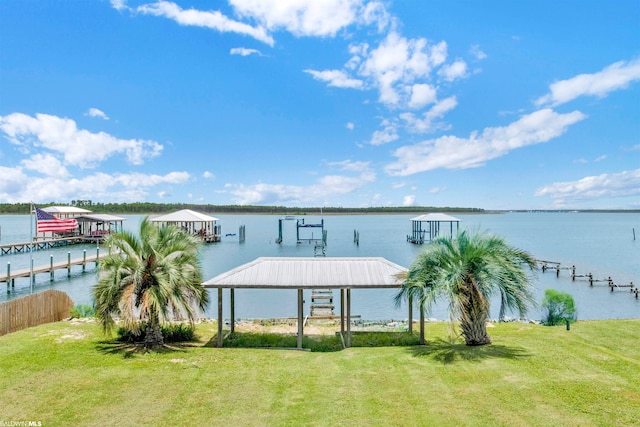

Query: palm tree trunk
460;277;492;346
144;316;164;348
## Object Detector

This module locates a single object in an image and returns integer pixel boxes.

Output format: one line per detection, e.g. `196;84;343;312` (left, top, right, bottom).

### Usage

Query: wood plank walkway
0;236;87;255
2;250;109;290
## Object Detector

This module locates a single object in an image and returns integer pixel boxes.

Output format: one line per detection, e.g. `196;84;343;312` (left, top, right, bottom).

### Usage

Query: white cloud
86;108;109;120
535;169;640;204
227;171;375;205
110;0;128;11
535;58;640;106
326;160;370;172
400;96;457;133
407;84;437;109
358;32;447;106
386;108;587;176
304;69;364;89
135;1;274;46
438;59;468;82
370;119;399;145
391;182;406;189
360;1;392;32
573;158;588;164
594;154;607;162
21;153;69;178
429;186;446;194
203;171;215;179
402;195;415;206
230;47;262;56
470;44;487;60
0;112;163;168
0;167;190;203
229;0;386;38
346;122;355;130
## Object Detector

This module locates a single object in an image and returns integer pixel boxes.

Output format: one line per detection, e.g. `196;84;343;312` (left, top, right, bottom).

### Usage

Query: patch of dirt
56;330;87;343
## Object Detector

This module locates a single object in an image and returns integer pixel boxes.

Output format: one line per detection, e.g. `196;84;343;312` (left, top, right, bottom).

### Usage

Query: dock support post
230;288;235;333
346;288;351;348
340;288;345;336
96;247;100;267
589;273;593;286
50;255;54;281
6;262;9;293
556;264;560;278
83;250;86;272
31;258;35;285
67;252;71;277
571;265;576;281
217;288;223;348
297;288;304;350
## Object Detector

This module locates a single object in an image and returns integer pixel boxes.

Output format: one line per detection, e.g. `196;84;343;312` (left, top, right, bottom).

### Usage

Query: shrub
541;289;577;326
69;304;95;318
117;322;197;343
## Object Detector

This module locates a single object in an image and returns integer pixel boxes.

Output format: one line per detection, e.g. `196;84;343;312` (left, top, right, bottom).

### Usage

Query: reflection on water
1;212;638;320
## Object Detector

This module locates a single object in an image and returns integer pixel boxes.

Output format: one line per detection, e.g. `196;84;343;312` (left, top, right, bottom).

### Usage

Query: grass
1;319;639;426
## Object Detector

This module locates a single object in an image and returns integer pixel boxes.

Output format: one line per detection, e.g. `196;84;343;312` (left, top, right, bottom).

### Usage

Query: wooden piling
50;255;54;281
67;252;71;277
82;250;86;272
6;262;9;293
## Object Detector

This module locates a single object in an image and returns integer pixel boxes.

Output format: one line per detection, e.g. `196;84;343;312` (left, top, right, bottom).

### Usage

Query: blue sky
1;0;638;210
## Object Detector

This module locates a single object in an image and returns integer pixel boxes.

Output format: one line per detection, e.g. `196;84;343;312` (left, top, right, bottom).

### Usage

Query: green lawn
1;320;639;426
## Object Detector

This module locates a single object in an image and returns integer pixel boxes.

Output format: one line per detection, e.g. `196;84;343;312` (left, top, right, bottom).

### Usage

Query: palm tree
396;230;536;346
93;217;208;348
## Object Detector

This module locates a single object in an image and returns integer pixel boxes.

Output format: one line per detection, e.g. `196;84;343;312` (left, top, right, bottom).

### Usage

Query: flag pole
30;202;34;294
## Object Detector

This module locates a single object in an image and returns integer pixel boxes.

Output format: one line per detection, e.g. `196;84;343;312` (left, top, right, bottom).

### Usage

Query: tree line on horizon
0;202;485;215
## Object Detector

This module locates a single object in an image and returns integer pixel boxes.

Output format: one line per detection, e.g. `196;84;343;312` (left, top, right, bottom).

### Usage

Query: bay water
1;212;638;321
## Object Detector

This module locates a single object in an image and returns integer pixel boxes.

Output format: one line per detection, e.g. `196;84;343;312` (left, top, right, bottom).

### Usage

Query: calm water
1;212;638;321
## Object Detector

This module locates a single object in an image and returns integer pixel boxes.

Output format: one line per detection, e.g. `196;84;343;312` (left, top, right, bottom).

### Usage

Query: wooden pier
2;249;109;292
310;289;335;317
537;260;636;298
0;236;87;255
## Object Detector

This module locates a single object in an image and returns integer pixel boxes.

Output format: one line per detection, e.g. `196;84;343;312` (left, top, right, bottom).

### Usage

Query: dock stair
310;289;335;317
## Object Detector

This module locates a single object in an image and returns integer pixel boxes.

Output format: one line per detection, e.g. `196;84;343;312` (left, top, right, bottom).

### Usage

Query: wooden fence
0;290;74;336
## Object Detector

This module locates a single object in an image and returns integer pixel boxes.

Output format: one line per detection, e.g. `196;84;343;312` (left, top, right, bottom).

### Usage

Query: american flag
35;207;78;233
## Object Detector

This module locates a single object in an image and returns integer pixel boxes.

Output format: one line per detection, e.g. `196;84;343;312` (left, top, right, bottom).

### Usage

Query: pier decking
0;237;87;255
2;249;108;291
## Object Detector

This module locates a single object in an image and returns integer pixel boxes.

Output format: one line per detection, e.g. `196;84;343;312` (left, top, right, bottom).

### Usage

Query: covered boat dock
75;214;126;242
150;209;221;242
202;257;426;349
407;213;460;244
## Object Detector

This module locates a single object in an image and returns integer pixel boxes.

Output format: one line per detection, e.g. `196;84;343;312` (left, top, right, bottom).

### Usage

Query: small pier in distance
276;216;327;245
537;259;637;299
407;213;460;244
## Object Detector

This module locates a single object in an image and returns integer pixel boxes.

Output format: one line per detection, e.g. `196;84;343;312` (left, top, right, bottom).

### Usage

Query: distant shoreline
1;202;638;215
